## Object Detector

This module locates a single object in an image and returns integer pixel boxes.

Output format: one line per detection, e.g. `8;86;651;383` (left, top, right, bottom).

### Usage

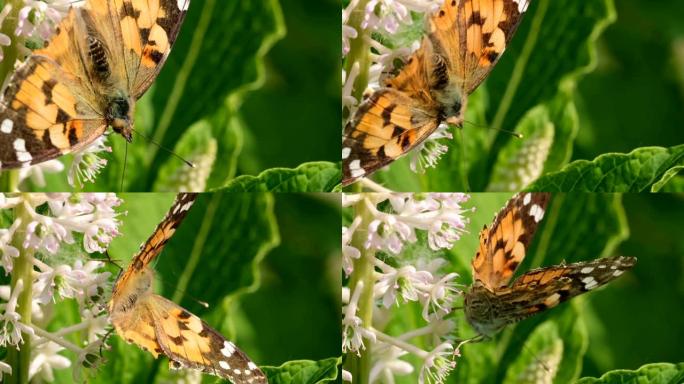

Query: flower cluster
0;1;108;189
342;193;472;384
342;0;453;171
0;193;123;382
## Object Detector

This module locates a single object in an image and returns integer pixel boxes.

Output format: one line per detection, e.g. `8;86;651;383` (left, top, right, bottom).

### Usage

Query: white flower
342;282;376;354
342;216;362;277
369;345;413;383
15;0;76;41
0;279;32;347
362;0;440;34
409;125;453;174
28;340;71;382
374;263;433;307
0;360;11;381
0;219;21;274
419;342;456;384
55;260;110;303
18;160;65;189
23;193;122;255
0;4;13;62
421;272;460;320
67;136;111;187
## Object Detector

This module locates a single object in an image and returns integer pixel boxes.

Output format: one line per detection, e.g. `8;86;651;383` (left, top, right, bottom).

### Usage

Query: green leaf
526;145;684;192
576;363;684;384
487;105;554;191
501;304;588;384
153;107;243;191
651;166;684;192
263;357;341;384
219;162;341;192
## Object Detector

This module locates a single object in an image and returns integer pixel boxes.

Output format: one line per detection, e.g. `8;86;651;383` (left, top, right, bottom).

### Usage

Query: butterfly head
464;282;508;337
106;96;134;142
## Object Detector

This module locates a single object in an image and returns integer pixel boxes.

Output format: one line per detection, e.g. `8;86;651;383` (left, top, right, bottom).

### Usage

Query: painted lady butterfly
108;193;267;383
0;0;190;169
342;0;531;186
464;193;636;336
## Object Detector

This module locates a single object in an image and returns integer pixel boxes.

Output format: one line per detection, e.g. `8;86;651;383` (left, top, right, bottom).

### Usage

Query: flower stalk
6;197;34;384
345;198;375;382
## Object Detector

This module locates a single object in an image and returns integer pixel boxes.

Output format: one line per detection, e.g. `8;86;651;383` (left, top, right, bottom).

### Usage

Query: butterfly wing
472;192;550;290
467;256;636;335
0;9;110;169
342;44;440;186
148;295;267;384
113;193;197;295
91;0;190;99
427;0;531;94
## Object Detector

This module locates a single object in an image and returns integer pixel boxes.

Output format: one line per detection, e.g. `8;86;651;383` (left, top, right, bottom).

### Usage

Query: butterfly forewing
472;192;550;290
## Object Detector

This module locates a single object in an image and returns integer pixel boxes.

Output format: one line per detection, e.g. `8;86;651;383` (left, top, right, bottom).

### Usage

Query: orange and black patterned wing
113;193;197;293
96;0;191;98
427;0;531;94
342;44;440;186
149;295;267;384
0;9;107;169
472;192;550;290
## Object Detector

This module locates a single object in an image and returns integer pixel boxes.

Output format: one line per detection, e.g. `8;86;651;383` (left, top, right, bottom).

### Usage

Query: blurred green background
575;0;684;159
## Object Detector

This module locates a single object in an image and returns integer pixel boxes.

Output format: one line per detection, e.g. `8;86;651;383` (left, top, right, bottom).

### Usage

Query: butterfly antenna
456;128;471;192
131;128;195;168
99;328;115;358
102;250;123;271
120;142;128;192
462;119;523;139
156;274;210;309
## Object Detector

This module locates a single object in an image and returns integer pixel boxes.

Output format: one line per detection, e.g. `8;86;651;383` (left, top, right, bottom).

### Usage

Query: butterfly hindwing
150;295;267;384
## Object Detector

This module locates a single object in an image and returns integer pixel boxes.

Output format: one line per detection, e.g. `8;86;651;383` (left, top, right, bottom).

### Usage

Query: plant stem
343;0;372;103
344;197;375;384
7;198;34;384
0;0;23;192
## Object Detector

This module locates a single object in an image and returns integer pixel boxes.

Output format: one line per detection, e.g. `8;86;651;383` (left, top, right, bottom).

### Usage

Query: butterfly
342;0;531;186
0;0;190;169
464;193;637;337
108;193;267;384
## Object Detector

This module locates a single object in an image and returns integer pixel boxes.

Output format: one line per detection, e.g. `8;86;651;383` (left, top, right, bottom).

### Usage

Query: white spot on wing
349;159;365;178
248;361;258;370
221;341;236;357
1;119;13;134
219;360;231;370
613;269;623;277
177;0;190;11
529;204;544;223
14;139;32;163
523;193;531;205
342;147;351;159
580;267;595;274
582;276;597;290
512;0;529;13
